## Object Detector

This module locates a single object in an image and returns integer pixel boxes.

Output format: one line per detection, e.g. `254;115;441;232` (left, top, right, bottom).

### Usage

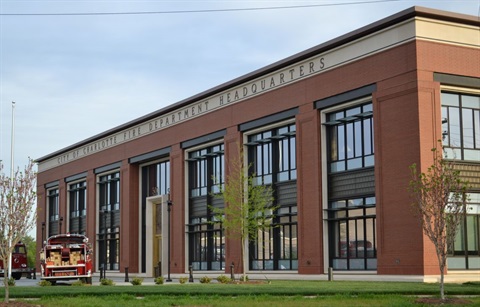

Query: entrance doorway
145;194;169;277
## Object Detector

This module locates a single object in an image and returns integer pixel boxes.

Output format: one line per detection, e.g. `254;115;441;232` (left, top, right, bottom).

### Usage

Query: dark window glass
187;144;225;271
68;181;86;235
249;206;298;270
97;172;120;271
247;123;298;271
188;217;224;271
326;103;374;172
448;193;480;270
324;102;376;271
247;124;296;184
327;197;377;270
47;188;59;236
442;92;480;161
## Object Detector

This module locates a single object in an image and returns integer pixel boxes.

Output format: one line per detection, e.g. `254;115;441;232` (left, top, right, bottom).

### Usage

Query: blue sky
1;0;479;172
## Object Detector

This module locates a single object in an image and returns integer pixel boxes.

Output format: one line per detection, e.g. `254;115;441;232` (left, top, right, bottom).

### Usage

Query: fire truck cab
0;242;29;280
40;234;93;284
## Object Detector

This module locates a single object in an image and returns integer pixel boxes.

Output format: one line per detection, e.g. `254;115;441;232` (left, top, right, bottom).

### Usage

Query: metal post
124;267;129;282
103;211;108;280
230;262;235;281
189;265;194;283
59;217;63;234
41;222;45;247
99;264;103;281
328;267;333;281
166;198;173;282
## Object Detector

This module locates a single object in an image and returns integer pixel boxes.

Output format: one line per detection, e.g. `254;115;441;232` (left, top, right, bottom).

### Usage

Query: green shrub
130;277;143;286
179;277;188;284
7;278;15;286
199;276;211;284
100;278;115;286
71;280;86;286
38;280;52;287
155;276;164;285
216;275;232;284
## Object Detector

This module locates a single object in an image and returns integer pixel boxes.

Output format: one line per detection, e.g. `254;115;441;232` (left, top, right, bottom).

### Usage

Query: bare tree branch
409;147;469;301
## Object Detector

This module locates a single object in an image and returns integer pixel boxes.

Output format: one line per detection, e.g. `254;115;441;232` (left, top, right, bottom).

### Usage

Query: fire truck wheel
12;273;22;280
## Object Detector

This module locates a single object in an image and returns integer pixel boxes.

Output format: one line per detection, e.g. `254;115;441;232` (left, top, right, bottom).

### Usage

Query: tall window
325;101;376;271
247;123;298;270
98;172;120;271
69;181;86;235
448;192;480;270
442;92;480;161
187;144;225;270
48;188;59;236
140;160;170;273
325;103;374;172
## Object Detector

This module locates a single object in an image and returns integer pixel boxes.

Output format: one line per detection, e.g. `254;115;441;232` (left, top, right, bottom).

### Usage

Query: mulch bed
0;302;42;307
415;297;473;305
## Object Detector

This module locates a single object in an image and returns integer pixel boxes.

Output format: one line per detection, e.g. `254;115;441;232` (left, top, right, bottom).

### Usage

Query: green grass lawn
14;294;480;307
2;280;480;306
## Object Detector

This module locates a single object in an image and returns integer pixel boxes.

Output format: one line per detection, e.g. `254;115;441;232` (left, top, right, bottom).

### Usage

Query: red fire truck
0;242;29;280
40;234;93;284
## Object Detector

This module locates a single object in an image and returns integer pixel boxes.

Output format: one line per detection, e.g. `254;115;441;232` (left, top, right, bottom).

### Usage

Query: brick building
36;7;480;280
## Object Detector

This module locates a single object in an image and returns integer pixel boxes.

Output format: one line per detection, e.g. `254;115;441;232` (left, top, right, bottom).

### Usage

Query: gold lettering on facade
50;57;327;168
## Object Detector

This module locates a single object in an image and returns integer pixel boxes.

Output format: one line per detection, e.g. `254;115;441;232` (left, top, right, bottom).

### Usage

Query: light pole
166;197;173;282
41;222;45;247
7;102;15;279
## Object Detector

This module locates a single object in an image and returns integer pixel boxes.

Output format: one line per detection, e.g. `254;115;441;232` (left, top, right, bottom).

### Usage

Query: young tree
409;148;469;301
211;147;275;282
0;160;37;302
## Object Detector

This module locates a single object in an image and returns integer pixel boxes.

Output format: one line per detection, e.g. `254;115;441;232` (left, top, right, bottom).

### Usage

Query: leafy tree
409;147;469;301
0;160;37;302
21;235;37;268
211;146;275;282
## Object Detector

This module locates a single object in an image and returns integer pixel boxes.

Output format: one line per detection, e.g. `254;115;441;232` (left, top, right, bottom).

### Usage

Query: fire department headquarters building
36;7;480;280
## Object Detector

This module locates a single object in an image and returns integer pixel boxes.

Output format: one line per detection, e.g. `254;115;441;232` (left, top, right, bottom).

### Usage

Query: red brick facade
36;7;480;278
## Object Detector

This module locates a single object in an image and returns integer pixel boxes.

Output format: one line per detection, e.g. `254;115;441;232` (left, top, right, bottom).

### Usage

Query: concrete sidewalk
92;271;480;286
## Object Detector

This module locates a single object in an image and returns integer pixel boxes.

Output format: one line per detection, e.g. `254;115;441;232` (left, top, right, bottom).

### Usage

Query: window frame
47;187;60;236
68;180;87;235
441;88;480;162
447;192;480;270
326;196;377;270
244;119;298;271
324;99;374;173
186;141;225;271
96;170;121;272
